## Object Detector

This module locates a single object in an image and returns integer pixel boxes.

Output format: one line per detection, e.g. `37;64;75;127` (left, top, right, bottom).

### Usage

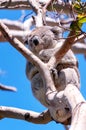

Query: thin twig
28;0;44;26
0;83;17;92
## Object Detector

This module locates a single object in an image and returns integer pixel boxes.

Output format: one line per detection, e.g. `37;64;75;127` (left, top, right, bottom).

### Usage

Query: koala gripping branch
0;22;57;98
0;22;54;123
48;31;77;68
0;22;45;71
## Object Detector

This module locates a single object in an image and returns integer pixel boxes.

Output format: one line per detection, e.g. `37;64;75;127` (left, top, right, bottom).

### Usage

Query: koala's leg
49;67;80;124
53;66;80;120
31;73;49;107
55;67;80;92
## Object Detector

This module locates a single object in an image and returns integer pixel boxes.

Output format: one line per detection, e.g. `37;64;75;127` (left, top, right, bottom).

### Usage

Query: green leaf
77;0;81;2
74;3;80;9
70;21;79;31
79;17;86;24
70;20;82;35
77;21;83;28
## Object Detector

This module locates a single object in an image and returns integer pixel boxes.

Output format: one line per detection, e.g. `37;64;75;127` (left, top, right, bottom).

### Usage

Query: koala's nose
32;36;39;46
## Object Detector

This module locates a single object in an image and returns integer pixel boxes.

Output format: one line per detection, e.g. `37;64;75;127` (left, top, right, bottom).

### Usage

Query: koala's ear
51;26;59;34
50;26;62;39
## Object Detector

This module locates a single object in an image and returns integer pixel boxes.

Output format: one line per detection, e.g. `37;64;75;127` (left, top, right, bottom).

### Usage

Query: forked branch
0;22;53;123
48;32;86;68
0;21;56;95
0;21;86;130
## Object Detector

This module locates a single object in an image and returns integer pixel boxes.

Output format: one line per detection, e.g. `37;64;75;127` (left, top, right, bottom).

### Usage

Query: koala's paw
39;49;52;62
50;68;58;83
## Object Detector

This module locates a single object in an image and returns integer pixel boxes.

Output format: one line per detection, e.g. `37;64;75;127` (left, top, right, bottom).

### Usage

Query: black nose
32;36;39;46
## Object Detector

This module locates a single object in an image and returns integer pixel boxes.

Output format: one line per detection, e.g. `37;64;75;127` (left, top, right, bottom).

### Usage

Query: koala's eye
32;36;39;46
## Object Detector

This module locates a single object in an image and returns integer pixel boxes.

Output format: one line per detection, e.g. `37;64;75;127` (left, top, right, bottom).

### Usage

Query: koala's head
26;26;61;55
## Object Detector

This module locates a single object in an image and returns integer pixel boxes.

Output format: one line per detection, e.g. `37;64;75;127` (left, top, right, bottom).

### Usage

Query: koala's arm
39;48;56;62
39;39;77;66
38;39;65;62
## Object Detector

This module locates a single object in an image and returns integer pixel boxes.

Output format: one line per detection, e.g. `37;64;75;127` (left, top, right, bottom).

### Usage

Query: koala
26;26;80;109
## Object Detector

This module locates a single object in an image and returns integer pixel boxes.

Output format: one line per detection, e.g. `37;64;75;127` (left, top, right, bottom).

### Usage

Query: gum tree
0;0;86;130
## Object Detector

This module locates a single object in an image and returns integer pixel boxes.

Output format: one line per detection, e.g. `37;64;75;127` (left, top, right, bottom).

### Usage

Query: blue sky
0;7;86;130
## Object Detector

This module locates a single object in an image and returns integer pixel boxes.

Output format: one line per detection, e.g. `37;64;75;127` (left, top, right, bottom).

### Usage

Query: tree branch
27;0;44;27
48;31;83;68
0;21;86;126
0;0;78;15
0;22;45;72
0;22;54;124
0;0;86;129
0;83;17;92
0;19;33;42
0;0;30;9
0;21;56;96
64;84;86;130
72;43;86;55
0;20;69;124
0;106;52;124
